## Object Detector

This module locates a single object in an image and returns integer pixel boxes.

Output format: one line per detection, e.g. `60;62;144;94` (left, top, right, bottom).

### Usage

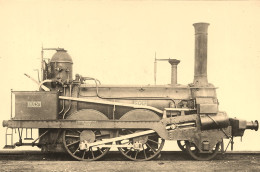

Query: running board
59;96;164;114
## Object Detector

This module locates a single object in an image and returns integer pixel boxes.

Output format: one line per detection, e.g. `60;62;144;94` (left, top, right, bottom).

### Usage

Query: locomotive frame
2;22;258;161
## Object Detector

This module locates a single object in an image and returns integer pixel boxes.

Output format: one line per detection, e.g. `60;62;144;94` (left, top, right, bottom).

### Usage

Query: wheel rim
185;141;220;161
117;129;165;161
63;129;111;161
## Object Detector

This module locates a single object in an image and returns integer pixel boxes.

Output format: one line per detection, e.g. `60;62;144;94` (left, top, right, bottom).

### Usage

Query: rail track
1;151;260;171
0;150;259;161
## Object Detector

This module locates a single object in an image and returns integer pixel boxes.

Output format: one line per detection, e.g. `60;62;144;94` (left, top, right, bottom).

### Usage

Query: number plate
27;101;41;107
133;100;147;106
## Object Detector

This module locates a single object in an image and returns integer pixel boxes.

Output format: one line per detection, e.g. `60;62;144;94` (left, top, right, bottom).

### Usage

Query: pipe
193;22;210;86
168;59;180;85
62;84;72;119
24;73;50;91
58;87;66;115
38;79;52;91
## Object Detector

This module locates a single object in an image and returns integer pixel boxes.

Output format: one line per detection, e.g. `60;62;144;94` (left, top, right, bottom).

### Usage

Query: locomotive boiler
2;23;258;161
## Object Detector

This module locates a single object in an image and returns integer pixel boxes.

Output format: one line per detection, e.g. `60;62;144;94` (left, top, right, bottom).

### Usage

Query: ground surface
0;151;259;171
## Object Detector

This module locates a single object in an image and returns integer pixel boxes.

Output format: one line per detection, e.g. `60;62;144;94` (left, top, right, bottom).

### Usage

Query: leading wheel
117;129;165;161
63;129;111;161
185;141;220;161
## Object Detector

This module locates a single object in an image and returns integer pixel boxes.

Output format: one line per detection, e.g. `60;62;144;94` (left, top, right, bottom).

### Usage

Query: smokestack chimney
168;59;180;85
193;23;210;86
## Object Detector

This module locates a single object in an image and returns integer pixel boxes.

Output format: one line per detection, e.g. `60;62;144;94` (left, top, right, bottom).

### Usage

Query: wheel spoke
66;135;80;138
146;143;156;153
67;129;81;134
90;147;95;158
125;149;131;155
148;139;159;145
128;130;134;134
134;151;138;159
82;150;86;159
97;147;103;154
147;133;157;137
73;146;79;155
67;140;80;147
96;133;110;137
96;135;111;139
143;145;147;159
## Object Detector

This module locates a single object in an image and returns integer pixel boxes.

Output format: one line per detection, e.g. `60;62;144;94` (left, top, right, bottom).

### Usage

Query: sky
0;0;260;151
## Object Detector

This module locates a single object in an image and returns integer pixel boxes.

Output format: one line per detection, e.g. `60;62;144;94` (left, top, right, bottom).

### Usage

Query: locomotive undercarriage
3;105;232;161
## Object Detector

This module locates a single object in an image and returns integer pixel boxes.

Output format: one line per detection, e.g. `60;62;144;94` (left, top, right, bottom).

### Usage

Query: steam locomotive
2;23;258;161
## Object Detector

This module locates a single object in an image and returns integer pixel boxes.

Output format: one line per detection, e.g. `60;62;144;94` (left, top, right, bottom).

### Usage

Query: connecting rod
84;125;174;149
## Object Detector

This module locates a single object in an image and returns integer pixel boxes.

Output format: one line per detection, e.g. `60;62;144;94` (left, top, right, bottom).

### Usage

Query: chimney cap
193;23;210;34
193;22;210;25
168;59;180;65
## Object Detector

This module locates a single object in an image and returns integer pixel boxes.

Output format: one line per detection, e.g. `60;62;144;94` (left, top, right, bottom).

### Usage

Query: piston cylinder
200;111;230;130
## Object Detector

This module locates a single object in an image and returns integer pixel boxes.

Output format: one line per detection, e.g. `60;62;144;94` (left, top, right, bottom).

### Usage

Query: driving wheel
117;129;165;161
63;129;111;161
